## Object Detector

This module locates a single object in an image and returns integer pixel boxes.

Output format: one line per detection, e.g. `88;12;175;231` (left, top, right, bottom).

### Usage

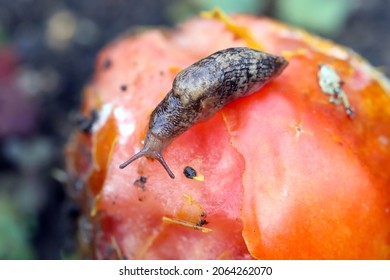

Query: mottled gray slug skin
119;47;288;178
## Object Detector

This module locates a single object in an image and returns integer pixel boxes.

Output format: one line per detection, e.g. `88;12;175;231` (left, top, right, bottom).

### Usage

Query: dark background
0;0;389;259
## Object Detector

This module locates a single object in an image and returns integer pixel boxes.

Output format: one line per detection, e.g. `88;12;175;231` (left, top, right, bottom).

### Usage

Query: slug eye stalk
119;132;175;179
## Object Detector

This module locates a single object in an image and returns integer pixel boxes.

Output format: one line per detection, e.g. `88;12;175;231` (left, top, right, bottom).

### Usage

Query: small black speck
134;175;147;190
120;84;127;91
346;107;355;117
76;109;99;133
103;58;112;70
139;175;147;183
159;71;164;76
196;219;208;227
183;166;197;179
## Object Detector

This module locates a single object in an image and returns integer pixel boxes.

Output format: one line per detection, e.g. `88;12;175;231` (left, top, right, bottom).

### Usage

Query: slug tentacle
119;131;175;179
119;47;288;179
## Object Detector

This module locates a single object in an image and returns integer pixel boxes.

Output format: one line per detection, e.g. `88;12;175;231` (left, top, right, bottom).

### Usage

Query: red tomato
66;12;390;259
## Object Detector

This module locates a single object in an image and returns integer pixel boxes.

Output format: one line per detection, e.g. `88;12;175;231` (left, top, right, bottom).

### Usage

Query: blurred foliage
167;0;267;23
0;195;35;259
275;0;354;36
167;0;353;36
0;27;6;45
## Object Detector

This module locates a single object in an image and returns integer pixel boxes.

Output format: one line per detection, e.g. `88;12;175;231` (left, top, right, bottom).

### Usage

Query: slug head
119;132;175;179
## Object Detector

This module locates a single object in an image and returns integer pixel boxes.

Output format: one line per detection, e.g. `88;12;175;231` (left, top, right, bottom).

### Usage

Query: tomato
66;11;390;259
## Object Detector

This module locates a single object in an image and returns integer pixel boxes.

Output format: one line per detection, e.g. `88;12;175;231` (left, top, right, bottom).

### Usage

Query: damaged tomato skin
228;50;390;259
225;83;389;259
66;14;390;259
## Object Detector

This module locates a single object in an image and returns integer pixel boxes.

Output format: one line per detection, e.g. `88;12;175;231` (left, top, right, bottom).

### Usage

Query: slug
119;47;288;179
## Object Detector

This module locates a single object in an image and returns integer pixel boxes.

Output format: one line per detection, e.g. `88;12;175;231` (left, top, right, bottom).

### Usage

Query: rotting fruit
66;10;390;259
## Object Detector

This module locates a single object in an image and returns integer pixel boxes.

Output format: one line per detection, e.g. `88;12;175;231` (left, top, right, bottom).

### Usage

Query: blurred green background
0;0;389;259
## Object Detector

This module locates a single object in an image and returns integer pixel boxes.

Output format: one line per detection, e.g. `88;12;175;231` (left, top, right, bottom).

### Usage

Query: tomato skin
66;14;390;259
228;95;388;259
222;51;390;259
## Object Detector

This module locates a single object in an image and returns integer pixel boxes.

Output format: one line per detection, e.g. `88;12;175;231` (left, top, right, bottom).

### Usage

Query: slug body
119;47;288;178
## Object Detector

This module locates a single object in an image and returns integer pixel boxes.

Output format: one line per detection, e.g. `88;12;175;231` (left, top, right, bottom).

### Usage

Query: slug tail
274;55;289;76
